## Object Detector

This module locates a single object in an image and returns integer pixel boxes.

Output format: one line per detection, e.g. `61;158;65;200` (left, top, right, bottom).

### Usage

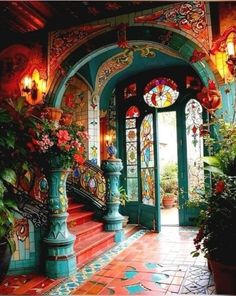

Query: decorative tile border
47;229;146;295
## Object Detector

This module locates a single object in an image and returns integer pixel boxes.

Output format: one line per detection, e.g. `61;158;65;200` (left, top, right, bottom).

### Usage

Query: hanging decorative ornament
117;23;129;49
197;80;222;112
189;49;206;63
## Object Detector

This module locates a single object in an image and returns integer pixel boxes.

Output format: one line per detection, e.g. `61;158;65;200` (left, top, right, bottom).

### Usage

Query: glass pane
126;128;137;142
158;111;179;225
124;83;137;99
126;142;137;165
140;114;155;205
127;165;138;177
127;178;138;201
126;106;140;118
185;99;204;200
126;118;136;129
143;77;179;108
141;168;155;205
140;114;154;168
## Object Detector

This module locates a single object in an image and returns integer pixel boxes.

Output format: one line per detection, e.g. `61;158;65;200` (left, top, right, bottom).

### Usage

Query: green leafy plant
0;97;31;251
119;186;129;206
192;116;236;264
160;163;178;196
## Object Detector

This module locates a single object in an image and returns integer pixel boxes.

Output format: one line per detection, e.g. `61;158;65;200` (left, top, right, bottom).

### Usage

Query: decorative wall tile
134;2;210;52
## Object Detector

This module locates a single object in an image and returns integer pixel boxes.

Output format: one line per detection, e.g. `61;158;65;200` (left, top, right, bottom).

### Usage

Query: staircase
67;197;115;268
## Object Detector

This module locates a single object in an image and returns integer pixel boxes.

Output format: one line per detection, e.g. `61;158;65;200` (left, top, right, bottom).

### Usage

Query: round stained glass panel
143;77;179;108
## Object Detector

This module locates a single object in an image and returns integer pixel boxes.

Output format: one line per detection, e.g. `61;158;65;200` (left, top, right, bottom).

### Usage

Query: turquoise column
43;168;76;278
101;151;124;241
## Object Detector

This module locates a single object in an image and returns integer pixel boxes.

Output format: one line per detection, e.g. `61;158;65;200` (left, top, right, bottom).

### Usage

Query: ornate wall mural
48;24;110;79
95;45;164;97
134;1;210;52
95;51;134;96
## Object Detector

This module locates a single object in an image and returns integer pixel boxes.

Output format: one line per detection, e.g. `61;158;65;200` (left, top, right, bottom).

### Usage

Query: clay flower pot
60;112;73;126
162;194;175;209
44;107;63;122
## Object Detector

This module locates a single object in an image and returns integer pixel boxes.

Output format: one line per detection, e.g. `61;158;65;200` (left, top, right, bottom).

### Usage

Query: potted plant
0;97;31;282
119;186;129;227
192;116;236;294
160;164;178;209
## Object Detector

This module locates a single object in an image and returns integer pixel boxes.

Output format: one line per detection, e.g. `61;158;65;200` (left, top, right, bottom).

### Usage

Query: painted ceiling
0;1;172;35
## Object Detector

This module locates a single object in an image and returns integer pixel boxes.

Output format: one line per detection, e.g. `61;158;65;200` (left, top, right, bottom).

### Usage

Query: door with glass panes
117;76;205;229
118;78;180;231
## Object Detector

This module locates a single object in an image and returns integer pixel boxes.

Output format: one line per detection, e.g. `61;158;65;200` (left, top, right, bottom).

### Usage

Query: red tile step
69;220;104;241
67;211;94;227
67;202;85;214
74;231;115;267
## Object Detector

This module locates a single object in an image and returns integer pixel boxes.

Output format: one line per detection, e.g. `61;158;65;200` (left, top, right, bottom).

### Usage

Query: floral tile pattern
0;227;216;295
47;227;215;295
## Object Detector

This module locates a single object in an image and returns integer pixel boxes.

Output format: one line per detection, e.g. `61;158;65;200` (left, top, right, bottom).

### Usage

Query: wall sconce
105;134;112;146
210;26;236;81
21;69;47;105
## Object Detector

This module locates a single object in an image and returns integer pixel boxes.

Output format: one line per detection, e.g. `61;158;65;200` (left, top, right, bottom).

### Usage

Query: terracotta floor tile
1;226;214;295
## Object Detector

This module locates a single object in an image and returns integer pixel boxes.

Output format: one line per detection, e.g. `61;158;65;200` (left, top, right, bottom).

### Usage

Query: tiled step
124;224;140;238
69;221;104;241
74;232;115;267
67;211;94;227
68;203;85;214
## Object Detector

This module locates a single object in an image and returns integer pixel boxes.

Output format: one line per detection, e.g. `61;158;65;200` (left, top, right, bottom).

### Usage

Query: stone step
67;211;94;227
74;232;115;267
69;220;104;241
68;203;85;214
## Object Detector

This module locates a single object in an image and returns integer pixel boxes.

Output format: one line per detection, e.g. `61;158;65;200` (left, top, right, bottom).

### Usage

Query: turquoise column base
103;202;124;231
114;229;125;243
43;213;77;278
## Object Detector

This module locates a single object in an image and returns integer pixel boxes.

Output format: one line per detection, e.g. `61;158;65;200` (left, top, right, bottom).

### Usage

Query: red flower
28;128;36;137
56;130;71;146
26;142;36;152
215;180;225;194
78;145;85;154
64;94;75;108
73;154;85;165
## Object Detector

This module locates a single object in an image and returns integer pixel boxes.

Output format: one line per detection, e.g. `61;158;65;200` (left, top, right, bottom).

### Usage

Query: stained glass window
143;77;179;108
126;142;137;165
126;119;136;129
185;99;204;201
126;106;140;118
124;83;137;99
140;114;155;205
126;129;137;142
125;105;139;202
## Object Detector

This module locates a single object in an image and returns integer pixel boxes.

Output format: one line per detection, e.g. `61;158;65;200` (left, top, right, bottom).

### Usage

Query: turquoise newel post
43;168;76;278
101;145;124;242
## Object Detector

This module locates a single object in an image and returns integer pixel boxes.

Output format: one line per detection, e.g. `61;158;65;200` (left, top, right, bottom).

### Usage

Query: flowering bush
26;112;87;170
192;115;236;264
192;176;236;264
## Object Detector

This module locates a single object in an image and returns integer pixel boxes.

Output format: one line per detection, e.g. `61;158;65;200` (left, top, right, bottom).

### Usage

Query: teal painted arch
48;26;219;108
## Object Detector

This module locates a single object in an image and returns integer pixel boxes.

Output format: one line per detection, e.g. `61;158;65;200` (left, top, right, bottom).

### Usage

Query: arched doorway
116;67;205;231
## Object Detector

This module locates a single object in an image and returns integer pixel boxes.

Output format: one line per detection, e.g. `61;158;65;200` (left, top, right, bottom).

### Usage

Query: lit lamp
21;69;47;105
226;33;236;77
104;134;117;159
210;26;236;80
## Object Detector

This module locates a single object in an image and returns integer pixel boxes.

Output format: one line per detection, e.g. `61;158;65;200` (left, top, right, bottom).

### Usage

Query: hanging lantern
197;80;222;112
117;23;129;49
